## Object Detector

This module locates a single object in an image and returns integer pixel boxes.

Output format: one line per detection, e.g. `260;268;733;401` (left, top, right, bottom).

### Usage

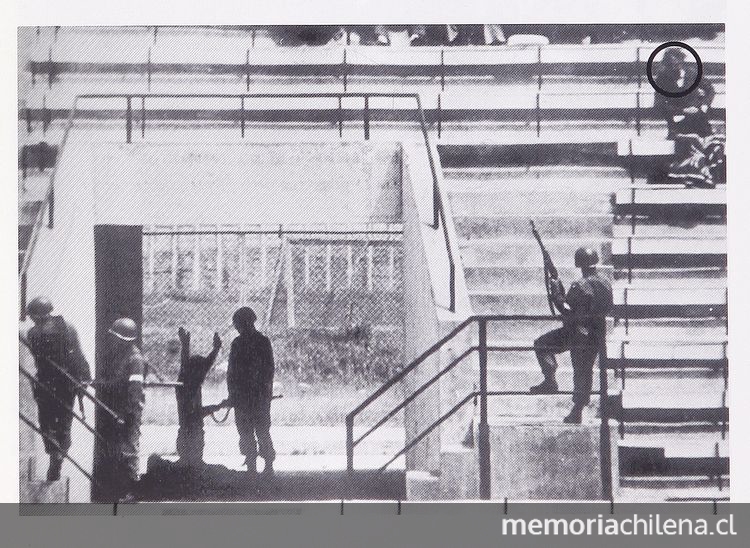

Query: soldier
98;318;146;500
25;296;91;481
227;307;276;477
529;247;613;424
175;327;222;465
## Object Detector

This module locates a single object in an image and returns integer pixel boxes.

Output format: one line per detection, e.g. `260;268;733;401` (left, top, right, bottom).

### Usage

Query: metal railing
19;335;123;424
30;37;725;93
346;314;613;500
19;92;457;315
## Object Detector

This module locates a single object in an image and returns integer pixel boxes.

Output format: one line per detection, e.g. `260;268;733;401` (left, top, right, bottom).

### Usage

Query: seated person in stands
271;26;344;46
653;48;724;187
654;47;715;139
372;25;429;46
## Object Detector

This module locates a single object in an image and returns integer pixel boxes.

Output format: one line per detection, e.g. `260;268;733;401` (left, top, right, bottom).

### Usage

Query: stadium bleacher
18;25;728;502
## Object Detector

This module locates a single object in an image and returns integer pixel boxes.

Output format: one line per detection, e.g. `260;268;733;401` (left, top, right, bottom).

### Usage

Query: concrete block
488;417;618;500
20;477;70;503
439;445;479;500
406;470;440;501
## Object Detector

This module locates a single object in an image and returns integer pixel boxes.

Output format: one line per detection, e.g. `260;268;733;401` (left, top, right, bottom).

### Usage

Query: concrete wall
85;140;401;225
401;142;472;473
22;136;403;500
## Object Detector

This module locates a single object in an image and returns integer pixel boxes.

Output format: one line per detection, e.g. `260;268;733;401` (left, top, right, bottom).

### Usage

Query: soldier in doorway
97;318;146;500
175;327;222;465
227;307;276;478
530;247;613;424
25;296;91;481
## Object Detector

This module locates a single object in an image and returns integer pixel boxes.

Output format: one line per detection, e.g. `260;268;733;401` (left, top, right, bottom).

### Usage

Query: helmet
109;317;138;341
27;296;53;316
232;307;257;330
574;247;599;268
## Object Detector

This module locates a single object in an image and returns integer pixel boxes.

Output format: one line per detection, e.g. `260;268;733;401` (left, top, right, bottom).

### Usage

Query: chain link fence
142;224;405;393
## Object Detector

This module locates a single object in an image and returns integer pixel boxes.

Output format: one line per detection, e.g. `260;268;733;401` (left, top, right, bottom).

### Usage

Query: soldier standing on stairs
529;247;613;424
25;296;91;481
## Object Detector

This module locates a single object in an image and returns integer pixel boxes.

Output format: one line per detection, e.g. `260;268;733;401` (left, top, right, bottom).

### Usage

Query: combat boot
261;460;275;479
46;455;63;482
563;405;584;424
529;379;558;395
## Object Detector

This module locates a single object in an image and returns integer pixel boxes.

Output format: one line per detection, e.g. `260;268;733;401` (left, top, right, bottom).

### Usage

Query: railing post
535;93;541;137
597;318;614;501
147;48;152;92
48;183;55;229
363;95;370;140
245;49;250;91
342;49;348;92
478;318;491;500
437;94;442;139
346;415;354;472
125;97;132;144
449;262;455;313
537;45;543;90
635;91;641;136
440;49;445;91
20;273;28;320
240;97;245;138
141;97;146;139
338;97;343;138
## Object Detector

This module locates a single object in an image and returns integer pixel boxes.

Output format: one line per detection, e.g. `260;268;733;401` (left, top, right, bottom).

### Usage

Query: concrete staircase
439;148;728;501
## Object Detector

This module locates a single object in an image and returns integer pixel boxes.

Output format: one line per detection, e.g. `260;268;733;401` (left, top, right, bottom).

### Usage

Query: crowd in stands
267;24;723;47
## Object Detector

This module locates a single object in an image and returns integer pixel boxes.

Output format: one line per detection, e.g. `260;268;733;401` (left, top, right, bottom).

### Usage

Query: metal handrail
19;92;456;314
19;412;99;486
19;365;106;445
19;335;124;424
346;313;613;499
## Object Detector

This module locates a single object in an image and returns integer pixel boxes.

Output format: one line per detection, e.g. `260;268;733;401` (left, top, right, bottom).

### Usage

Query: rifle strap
210;407;232;424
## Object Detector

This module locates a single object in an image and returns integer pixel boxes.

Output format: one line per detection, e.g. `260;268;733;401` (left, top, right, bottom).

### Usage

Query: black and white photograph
13;12;733;509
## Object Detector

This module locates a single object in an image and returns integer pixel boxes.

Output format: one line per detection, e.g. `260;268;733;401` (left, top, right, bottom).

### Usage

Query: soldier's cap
233;306;257;327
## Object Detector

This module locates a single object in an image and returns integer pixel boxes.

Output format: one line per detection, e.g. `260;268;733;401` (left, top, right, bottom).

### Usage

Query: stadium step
611;237;727;269
454;214;613;239
459;237;611;268
620;432;728;459
447;186;616;216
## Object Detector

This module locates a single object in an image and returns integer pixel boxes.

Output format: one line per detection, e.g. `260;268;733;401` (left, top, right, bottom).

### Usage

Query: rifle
203;395;284;420
530;220;559;316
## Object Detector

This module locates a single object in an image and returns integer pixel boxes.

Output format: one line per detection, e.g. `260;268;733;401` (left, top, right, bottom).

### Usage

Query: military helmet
109;317;138;341
232;307;257;329
26;296;53;316
574;247;599;268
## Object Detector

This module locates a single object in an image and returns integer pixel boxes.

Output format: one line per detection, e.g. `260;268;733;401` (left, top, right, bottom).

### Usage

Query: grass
143;374;405;427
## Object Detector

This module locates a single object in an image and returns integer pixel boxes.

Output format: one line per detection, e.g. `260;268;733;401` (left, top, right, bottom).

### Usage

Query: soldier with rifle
24;296;91;481
529;222;613;424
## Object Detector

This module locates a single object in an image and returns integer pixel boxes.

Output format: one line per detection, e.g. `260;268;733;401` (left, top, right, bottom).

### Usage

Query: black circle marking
646;41;703;98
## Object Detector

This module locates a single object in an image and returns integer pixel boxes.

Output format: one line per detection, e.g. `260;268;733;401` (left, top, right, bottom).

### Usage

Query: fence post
170;229;178;290
284;236;296;328
346;415;354;472
215;226;223;292
478;318;491;500
597;318;614;501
